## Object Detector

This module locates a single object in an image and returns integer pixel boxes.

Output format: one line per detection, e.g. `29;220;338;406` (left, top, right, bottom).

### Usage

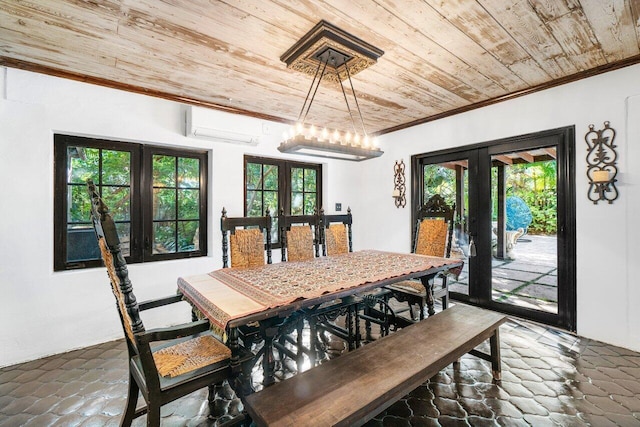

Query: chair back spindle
88;181;144;348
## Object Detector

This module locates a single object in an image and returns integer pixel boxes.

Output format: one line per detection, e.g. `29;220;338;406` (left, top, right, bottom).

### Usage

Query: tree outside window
244;156;322;245
54;135;208;271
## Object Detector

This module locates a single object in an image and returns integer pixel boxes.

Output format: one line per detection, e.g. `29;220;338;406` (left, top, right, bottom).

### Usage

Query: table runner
178;250;462;330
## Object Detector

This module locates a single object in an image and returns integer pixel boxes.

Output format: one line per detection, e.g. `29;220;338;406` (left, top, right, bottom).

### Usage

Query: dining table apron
177;249;463;395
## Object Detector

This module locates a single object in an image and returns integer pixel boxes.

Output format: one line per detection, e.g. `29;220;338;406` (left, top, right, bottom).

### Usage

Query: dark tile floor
1;306;639;426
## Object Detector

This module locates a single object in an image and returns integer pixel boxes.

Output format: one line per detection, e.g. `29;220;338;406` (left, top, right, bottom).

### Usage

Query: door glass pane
491;148;558;314
423;162;469;296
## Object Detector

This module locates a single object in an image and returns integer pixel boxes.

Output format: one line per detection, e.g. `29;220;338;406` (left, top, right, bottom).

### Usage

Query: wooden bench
244;304;507;427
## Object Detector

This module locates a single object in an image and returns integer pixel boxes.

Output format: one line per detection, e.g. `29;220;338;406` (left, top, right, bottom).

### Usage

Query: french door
411;127;576;330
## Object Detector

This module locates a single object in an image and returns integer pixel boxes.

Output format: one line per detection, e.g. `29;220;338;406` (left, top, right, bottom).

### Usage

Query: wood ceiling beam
516;152;535;163
493;155;513;165
542;147;557;159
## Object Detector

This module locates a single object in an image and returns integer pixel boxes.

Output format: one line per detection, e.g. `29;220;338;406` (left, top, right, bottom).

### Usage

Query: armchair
87;181;235;426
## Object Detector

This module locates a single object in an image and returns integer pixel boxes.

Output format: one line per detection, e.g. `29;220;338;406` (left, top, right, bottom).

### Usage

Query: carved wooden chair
320;207;353;256
279;210;320;262
310;208;361;353
220;208;281;385
275;211;322;370
87;181;234;426
221;207;272;268
385;194;456;321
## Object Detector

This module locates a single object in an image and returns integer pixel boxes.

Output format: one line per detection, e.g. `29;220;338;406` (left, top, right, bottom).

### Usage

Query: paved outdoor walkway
449;234;558;314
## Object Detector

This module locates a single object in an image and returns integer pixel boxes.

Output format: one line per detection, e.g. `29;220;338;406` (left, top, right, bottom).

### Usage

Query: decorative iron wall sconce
585;121;618;204
393;160;406;208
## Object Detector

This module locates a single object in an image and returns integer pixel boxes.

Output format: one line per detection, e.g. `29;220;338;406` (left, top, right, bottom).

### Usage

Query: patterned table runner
178;250;462;330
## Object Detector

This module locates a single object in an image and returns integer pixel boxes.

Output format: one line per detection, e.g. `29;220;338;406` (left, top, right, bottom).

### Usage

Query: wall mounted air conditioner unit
185;106;261;145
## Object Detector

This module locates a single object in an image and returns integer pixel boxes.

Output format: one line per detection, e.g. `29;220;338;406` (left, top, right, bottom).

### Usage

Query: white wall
1;63;639;367
0;68;358;367
364;64;640;352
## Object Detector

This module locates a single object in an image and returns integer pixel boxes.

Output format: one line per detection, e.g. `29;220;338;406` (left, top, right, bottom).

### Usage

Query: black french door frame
411;126;576;331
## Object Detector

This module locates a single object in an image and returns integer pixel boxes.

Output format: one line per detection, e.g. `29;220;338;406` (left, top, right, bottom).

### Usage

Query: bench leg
490;328;502;381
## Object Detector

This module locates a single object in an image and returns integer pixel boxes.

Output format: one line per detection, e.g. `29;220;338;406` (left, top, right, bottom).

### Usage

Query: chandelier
278;21;384;161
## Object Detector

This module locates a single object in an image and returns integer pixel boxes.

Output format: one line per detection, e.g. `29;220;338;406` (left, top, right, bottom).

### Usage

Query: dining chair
220;208;283;385
221;207;272;268
275;211;322;370
313;208;361;353
320;207;353;256
279;210;320;262
385;194;456;320
87;181;236;426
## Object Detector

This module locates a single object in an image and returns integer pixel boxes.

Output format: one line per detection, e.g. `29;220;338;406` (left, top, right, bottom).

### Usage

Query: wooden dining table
177;249;463;395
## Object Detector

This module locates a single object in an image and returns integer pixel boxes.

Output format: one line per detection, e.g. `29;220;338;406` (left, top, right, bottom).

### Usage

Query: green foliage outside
152;155;201;253
501;161;557;235
291;167;317;215
67;147;131;224
423;159;557;236
423;164;468;231
246;163;319;242
66;147;202;256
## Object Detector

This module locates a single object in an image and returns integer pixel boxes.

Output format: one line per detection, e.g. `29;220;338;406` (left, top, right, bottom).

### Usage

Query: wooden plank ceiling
1;0;639;135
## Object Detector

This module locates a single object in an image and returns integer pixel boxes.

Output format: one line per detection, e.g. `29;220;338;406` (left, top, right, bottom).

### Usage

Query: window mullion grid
174;157;179;253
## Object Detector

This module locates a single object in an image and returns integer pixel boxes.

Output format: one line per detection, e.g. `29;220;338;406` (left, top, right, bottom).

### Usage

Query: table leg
260;321;279;387
421;275;436;318
308;316;318;367
354;302;361;348
490;328;502;381
228;327;253;399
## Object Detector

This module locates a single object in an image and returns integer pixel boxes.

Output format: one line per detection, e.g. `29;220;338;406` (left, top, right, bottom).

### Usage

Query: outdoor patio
449;234;559;314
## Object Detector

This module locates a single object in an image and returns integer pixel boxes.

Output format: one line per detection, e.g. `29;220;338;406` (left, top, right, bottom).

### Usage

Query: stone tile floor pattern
1;304;639;426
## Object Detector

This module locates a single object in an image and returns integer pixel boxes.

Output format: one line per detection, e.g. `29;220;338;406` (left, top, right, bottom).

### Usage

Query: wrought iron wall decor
585;121;618;204
393;160;406;208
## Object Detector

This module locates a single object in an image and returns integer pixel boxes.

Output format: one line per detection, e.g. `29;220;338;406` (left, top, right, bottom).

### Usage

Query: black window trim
54;134;208;271
243;155;323;246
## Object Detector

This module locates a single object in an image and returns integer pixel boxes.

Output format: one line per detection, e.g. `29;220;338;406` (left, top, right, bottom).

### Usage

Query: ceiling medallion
278;21;384;161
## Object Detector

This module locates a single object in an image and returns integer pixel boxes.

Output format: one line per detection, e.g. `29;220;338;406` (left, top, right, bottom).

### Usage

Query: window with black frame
54;134;208;271
244;155;322;245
